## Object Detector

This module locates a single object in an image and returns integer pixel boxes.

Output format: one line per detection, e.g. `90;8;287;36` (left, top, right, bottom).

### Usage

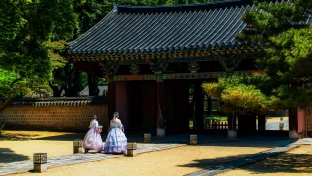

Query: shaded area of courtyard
1;131;312;176
0;130;289;164
220;145;312;176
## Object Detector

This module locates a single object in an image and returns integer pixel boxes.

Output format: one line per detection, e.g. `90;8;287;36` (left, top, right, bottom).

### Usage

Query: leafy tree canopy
202;75;281;115
0;0;83;105
236;0;312;109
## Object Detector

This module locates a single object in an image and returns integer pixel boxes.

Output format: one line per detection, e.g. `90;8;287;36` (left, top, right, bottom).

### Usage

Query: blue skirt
103;127;127;153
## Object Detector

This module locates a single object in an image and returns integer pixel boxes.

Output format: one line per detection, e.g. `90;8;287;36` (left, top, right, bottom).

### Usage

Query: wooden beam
112;71;260;81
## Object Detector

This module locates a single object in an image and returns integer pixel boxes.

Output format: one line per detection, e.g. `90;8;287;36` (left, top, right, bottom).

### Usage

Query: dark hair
91;114;97;119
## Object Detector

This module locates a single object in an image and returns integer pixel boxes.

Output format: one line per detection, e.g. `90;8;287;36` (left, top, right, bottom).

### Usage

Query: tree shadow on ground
0;133;40;141
241;153;312;174
0;148;29;163
178;151;312;174
178;154;251;169
32;133;111;141
127;134;291;148
32;133;86;141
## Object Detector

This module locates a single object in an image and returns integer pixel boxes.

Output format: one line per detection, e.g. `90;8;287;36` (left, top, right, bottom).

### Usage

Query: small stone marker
190;134;197;145
144;133;151;143
279;123;284;131
73;139;84;154
127;142;137;157
33;153;47;173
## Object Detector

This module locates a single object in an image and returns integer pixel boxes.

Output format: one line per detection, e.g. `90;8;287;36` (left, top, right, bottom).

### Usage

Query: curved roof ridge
114;0;252;13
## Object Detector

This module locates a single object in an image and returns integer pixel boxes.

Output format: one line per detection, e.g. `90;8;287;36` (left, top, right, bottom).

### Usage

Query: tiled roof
9;97;108;106
67;0;256;56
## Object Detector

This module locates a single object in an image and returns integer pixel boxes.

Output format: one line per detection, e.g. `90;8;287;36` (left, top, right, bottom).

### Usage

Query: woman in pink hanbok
83;114;104;153
103;112;127;154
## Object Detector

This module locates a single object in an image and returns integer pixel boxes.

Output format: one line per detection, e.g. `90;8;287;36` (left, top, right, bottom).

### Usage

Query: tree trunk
49;82;63;97
289;108;299;139
64;63;82;97
0;81;28;112
88;74;99;96
258;115;266;131
227;112;237;138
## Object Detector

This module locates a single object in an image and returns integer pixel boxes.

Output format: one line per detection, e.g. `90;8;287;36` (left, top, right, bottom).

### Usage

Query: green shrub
205;115;227;121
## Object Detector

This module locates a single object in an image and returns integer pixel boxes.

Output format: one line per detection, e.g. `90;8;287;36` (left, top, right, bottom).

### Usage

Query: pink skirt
83;128;104;152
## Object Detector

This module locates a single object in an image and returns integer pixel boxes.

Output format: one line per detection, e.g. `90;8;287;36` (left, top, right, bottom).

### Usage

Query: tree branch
0;82;28;112
10;78;22;88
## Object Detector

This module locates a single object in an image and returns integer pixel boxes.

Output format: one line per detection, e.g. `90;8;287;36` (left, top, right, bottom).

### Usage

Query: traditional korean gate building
65;0;303;138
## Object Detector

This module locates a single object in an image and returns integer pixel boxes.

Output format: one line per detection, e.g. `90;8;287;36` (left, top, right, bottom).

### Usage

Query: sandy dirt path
0;131;77;162
0;131;282;176
12;145;273;176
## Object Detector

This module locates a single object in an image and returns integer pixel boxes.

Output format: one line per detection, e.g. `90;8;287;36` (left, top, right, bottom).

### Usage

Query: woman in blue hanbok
103;112;127;154
83;114;104;153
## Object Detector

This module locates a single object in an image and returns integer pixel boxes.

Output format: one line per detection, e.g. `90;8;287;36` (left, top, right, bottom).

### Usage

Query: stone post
33;153;47;173
127;142;137;157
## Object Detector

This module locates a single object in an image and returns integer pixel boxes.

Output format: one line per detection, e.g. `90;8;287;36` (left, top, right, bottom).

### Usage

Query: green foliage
111;0;216;5
237;0;312;109
202;76;281;115
236;0;310;45
205;115;227;121
0;0;78;80
0;0;79;106
0;69;23;98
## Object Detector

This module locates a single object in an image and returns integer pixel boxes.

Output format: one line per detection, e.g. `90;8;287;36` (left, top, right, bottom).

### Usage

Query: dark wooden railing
190;120;238;130
205;121;228;129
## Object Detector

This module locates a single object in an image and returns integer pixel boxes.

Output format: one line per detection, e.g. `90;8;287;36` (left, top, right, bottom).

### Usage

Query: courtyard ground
220;145;312;176
0;130;292;176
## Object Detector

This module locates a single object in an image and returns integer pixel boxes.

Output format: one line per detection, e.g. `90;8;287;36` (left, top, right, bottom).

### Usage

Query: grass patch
205;115;227;121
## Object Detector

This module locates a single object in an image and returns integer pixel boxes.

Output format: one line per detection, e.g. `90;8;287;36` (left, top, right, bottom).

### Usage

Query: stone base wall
0;105;108;132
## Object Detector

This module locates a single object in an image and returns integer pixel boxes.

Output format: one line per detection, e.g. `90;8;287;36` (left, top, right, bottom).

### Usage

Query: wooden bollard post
33;153;47;173
279;123;284;131
144;133;151;143
190;134;197;145
127;142;137;157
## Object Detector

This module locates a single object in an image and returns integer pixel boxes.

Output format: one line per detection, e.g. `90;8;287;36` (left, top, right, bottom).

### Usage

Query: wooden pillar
258;115;266;131
156;80;165;136
227;113;237;138
238;114;256;136
207;96;212;116
116;82;128;131
108;81;116;122
194;81;204;130
166;80;190;133
165;81;174;133
175;80;190;132
289;108;299;139
142;82;156;134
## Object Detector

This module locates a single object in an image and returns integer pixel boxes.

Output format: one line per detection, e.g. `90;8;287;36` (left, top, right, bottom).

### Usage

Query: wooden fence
190;120;238;130
205;121;228;129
